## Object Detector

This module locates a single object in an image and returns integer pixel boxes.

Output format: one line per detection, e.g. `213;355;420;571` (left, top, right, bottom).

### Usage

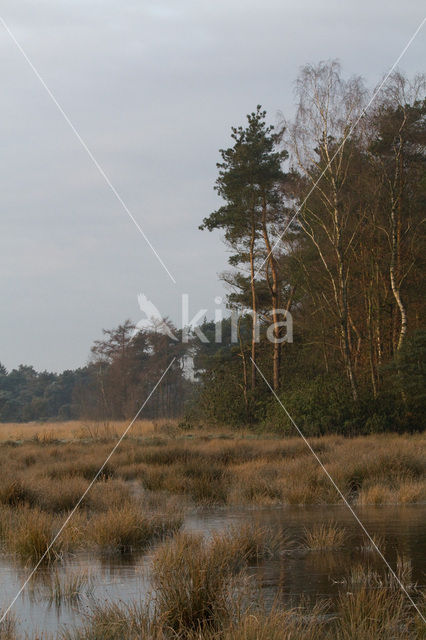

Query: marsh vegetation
0;422;424;525
1;524;424;639
0;421;424;638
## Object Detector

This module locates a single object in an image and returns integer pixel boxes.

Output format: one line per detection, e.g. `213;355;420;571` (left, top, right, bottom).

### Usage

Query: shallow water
1;504;425;637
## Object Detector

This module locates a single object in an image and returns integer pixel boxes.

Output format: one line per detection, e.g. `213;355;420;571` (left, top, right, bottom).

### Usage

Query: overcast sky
0;1;425;372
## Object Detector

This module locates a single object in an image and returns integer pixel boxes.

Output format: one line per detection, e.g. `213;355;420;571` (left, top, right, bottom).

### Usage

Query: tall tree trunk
249;220;257;390
335;211;359;403
367;294;378;398
339;267;358;402
390;205;407;351
237;316;249;411
261;197;281;391
374;263;383;373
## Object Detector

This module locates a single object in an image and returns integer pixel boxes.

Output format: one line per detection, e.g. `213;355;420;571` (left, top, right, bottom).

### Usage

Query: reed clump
0;495;182;560
303;522;346;550
59;585;425;640
218;604;327;640
60;600;163;640
335;587;417;640
151;532;238;633
150;523;288;634
5;505;63;564
40;570;94;607
53;525;425;640
88;502;183;552
212;522;288;564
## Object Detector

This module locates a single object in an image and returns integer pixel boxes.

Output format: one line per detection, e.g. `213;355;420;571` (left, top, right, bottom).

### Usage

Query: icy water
1;504;425;637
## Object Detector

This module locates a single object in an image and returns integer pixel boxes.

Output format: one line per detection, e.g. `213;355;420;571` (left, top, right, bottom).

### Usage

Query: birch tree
288;61;367;401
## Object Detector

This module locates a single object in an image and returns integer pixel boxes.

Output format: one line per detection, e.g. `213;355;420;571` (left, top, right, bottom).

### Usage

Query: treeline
1;61;424;433
0;321;191;422
197;62;426;434
80;320;191;420
0;363;88;422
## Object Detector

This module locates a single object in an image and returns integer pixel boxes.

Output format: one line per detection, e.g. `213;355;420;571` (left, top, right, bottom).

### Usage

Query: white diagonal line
0;16;176;285
0;357;176;623
253;15;426;281
251;357;425;624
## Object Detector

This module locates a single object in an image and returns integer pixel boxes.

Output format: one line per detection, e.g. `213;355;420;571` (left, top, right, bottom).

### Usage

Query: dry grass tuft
358;479;426;505
219;604;327;640
59;579;425;640
151;531;238;633
88;502;182;552
6;506;63;565
60;600;157;640
357;484;394;505
303;522;346;550
54;521;425;640
341;553;416;594
336;587;417;639
212;522;288;564
150;523;288;634
360;533;386;553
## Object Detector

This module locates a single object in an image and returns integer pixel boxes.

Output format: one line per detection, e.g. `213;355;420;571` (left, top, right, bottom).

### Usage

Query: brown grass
212;522;289;561
88;502;183;552
0;424;424;639
152;532;237;632
0;422;426;546
57;526;425;640
358;479;426;505
151;524;287;633
4;505;64;564
303;522;346;550
61;600;326;640
0;494;182;562
0;419;176;443
59;591;426;640
335;587;418;639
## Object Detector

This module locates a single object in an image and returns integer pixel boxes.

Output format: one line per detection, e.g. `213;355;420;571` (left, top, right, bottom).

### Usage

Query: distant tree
89;320;191;420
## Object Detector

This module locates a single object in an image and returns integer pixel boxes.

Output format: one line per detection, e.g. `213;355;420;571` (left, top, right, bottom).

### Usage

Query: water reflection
0;504;424;636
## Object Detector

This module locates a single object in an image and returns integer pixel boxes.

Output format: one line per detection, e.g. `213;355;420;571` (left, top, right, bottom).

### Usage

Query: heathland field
1;420;424;513
0;421;425;639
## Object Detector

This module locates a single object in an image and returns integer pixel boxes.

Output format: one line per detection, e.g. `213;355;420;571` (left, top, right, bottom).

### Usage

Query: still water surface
1;504;425;637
